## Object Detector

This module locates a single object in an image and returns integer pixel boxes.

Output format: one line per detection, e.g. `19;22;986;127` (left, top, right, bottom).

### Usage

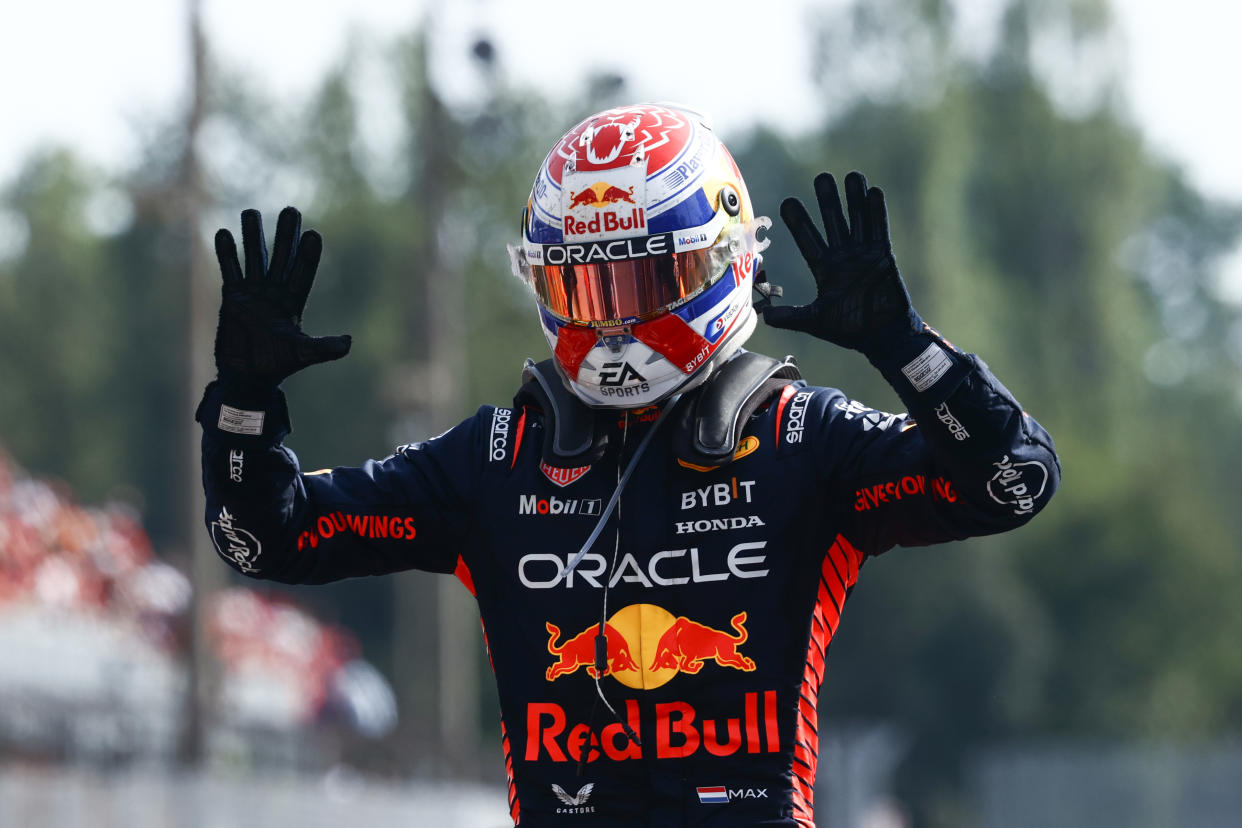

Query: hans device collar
514;351;802;469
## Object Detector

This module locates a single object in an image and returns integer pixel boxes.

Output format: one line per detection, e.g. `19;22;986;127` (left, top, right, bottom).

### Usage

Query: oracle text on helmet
543;233;672;266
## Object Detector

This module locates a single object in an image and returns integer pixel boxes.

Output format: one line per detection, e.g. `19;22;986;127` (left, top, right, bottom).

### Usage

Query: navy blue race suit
198;326;1059;827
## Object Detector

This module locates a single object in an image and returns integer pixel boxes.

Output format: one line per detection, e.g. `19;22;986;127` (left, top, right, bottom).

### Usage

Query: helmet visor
511;215;770;326
530;245;720;324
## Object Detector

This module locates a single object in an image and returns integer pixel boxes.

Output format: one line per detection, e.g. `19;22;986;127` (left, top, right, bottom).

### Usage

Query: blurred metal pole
421;82;478;776
390;28;479;776
178;0;221;766
428;183;477;775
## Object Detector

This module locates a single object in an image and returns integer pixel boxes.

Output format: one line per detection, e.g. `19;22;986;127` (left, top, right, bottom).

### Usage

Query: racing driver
197;103;1060;827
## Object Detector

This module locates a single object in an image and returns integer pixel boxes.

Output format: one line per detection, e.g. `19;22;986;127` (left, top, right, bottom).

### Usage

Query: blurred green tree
734;0;1242;823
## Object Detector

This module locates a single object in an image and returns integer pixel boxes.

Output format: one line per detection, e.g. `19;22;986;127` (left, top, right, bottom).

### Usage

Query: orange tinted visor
530;245;725;324
510;215;771;326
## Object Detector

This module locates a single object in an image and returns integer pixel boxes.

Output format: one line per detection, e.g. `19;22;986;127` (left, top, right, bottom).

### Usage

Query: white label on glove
901;344;953;392
218;404;265;436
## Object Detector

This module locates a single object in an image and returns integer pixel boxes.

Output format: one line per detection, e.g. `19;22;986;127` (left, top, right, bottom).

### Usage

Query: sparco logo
228;449;244;483
519;494;603;516
785;391;812;444
210;507;261;573
489;408;512;462
934;402;970;441
987;455;1048;515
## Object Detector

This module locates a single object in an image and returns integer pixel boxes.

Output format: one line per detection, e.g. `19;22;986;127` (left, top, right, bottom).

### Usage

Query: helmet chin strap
553;392;684;586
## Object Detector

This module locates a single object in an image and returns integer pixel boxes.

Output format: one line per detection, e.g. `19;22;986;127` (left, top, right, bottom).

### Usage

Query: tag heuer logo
541;460;591;488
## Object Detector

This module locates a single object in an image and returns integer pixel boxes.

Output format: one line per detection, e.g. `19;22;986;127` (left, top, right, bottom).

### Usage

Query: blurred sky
0;0;1238;200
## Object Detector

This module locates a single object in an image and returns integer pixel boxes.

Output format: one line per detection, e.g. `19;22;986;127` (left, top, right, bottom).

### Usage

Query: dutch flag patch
696;786;729;804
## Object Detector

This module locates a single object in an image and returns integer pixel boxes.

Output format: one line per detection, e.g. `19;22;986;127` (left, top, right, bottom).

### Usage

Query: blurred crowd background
2;0;1241;826
0;447;398;759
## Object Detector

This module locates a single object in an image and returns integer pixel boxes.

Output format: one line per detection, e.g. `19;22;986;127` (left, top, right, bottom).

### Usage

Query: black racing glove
212;206;351;392
764;171;974;406
762;171;920;355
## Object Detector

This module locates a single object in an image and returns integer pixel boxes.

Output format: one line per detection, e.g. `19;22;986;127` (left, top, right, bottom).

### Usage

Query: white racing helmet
510;103;770;408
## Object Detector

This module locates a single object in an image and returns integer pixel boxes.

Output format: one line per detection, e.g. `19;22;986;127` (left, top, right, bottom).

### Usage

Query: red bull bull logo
649;611;756;674
545;604;756;689
567;182;638;208
534;609;775;763
545;622;639;681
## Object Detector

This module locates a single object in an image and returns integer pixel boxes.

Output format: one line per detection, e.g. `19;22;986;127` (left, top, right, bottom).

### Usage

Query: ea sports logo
598;362;646;387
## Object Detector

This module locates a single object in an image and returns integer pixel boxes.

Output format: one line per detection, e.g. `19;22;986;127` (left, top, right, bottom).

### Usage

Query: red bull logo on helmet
563;208;647;239
544;603;756;690
566;183;638;209
562;165;647;242
527;104;731;251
